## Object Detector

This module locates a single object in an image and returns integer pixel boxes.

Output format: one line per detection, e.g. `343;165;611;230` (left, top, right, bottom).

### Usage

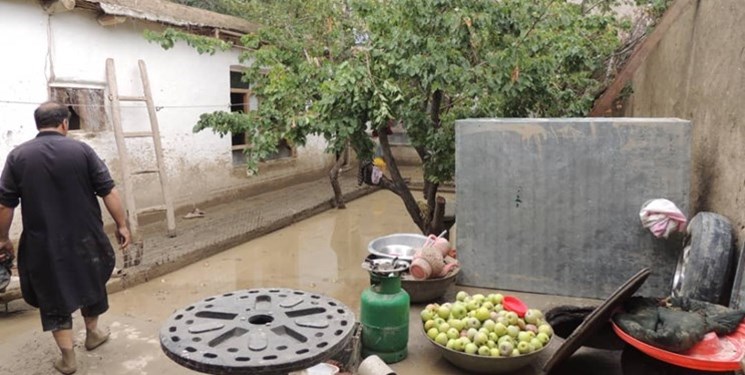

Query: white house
0;0;336;238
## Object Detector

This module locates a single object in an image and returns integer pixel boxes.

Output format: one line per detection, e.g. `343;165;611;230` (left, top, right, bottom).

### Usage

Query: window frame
228;67;295;167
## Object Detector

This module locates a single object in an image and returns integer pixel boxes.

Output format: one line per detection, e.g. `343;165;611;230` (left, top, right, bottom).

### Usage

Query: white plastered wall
0;0;334;239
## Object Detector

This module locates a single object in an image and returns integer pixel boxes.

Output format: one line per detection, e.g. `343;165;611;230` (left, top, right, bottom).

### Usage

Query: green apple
536;332;550;345
505;311;519;326
494;303;504;312
453;338;465;352
435;332;449;346
474;332;488;346
467;328;478;340
518;331;532;343
466;317;481;329
524;309;540;325
437;305;451;319
511;349;520;357
482;301;494;311
487;340;497;349
517;341;532;354
456;291;469;301
466;300;480;312
475;307;491;322
490;348;501;357
450;319;466;331
478;345;491;356
491;293;504;305
506;325;520;338
488;332;499;342
446;338;456;350
438;322;450;333
424;320;437;331
421;309;434;322
538;324;553;337
498;335;514;345
473;294;485;302
530;338;543;350
493;322;508;337
451;303;467;319
427;327;439;340
465;343;478;355
447;328;460;340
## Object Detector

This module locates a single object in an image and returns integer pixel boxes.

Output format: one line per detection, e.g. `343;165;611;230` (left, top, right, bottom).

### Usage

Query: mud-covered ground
0;192;621;375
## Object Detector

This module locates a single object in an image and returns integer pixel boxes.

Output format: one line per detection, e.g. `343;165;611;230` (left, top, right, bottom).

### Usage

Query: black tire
671;212;735;305
728;242;745;309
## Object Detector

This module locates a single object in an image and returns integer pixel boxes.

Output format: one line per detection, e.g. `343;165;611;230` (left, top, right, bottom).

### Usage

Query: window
229;69;293;166
49;86;107;132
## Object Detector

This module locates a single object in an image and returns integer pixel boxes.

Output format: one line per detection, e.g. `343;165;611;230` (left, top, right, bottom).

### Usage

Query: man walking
0;101;130;374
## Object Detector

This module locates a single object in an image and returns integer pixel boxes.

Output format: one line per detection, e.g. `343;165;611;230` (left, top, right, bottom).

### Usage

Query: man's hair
34;101;70;129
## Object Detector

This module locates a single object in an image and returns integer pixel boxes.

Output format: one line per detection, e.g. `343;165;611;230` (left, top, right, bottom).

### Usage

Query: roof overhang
75;0;260;35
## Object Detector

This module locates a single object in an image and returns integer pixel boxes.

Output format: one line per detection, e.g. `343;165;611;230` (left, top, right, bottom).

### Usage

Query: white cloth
639;199;687;238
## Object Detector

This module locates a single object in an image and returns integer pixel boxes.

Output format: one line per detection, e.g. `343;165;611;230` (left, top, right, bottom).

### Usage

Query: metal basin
424;328;551;374
401;268;459;304
368;233;428;261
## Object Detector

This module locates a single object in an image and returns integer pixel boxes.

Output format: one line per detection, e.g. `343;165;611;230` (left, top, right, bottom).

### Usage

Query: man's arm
102;188;131;249
0;204;14;262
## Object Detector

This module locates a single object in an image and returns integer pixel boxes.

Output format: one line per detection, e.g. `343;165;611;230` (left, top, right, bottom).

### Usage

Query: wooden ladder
105;58;176;267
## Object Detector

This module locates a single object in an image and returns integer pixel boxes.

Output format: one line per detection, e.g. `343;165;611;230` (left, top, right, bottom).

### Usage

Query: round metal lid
542;268;651;374
160;288;356;375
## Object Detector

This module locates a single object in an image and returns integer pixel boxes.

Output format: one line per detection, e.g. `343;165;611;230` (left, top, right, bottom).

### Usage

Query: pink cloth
639;199;687;238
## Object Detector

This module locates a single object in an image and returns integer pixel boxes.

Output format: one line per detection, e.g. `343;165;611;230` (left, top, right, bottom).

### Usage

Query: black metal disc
160;288;356;375
543;268;651;374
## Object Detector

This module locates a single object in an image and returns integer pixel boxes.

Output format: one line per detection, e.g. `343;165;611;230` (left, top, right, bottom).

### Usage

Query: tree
157;0;622;234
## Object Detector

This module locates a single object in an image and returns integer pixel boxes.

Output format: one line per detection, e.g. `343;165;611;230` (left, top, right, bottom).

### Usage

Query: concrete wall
625;0;745;240
455;118;691;299
0;0;334;238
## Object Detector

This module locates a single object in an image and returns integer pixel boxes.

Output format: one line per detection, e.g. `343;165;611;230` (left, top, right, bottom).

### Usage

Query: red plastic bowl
503;295;528;317
612;321;745;372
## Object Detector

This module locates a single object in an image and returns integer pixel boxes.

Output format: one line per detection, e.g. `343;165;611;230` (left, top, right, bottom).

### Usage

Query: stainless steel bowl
367;233;428;260
425;329;551;374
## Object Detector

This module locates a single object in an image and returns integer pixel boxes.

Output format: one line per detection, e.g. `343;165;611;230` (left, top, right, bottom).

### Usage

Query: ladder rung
137;205;167;215
133;169;160;175
119;95;147;102
123;131;153;138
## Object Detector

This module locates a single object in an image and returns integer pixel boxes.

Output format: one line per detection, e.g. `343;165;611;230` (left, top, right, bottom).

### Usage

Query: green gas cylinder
360;272;410;364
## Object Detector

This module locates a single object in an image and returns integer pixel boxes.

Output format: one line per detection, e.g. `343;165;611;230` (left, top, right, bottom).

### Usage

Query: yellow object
373;157;387;171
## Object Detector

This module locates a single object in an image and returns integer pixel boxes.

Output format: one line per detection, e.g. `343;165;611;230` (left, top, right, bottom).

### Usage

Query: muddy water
0;190;619;375
111;190;430;321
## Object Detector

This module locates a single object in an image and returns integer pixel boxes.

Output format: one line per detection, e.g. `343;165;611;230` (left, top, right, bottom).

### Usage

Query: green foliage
635;0;673;19
163;0;622;182
144;29;232;55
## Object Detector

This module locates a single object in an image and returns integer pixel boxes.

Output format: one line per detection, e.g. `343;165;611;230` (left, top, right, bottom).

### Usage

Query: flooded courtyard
0;191;622;375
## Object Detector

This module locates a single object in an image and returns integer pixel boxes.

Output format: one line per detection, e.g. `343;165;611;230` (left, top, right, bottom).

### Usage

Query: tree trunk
429;195;446;235
329;146;347;209
378;129;426;232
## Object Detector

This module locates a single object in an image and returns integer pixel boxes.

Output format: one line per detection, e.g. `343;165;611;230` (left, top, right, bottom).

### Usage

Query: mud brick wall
455;118;691;299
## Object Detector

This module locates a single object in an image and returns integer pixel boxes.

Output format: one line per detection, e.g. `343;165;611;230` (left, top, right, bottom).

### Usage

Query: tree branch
329;146;347;209
379;129;425;232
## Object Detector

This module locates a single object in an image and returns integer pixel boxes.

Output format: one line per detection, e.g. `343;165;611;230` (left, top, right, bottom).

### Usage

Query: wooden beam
41;0;75;14
589;0;696;117
97;14;127;27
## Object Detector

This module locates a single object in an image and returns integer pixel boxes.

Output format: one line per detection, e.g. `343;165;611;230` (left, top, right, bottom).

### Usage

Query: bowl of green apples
420;291;554;374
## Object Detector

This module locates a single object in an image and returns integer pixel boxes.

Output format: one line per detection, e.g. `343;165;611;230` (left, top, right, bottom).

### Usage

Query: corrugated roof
80;0;260;34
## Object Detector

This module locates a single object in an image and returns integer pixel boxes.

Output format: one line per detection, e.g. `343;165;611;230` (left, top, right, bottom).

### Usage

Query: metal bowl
401;268;459;303
368;233;428;261
424;328;551;374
